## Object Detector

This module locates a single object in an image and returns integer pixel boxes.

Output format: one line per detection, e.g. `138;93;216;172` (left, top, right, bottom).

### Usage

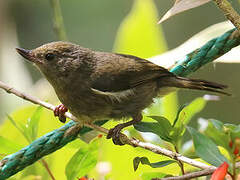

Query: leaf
148;116;173;131
0;136;22;154
27;106;43;141
172;104;188;127
188;127;229;167
171;98;207;142
8;107;43;143
113;0;167;58
134;117;172;142
7;114;31;142
133;156;175;171
177;97;206;126
158;0;211;24
211;119;224;131
65;138;100;180
141;172;167;180
205;120;229;149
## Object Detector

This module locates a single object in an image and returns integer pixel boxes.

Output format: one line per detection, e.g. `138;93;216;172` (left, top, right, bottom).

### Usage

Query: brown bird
16;41;229;145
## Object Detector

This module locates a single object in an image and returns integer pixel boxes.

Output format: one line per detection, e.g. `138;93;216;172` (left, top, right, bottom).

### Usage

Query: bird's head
16;41;94;85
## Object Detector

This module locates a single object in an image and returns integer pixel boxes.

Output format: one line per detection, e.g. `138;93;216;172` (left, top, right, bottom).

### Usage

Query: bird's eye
45;53;55;61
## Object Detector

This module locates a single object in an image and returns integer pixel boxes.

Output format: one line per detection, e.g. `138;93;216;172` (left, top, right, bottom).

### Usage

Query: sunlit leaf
171;97;207;143
7;114;31;142
0;136;22;154
65;138;100;180
133;156;175;171
114;0;166;58
27;106;43;141
161;93;179;125
176;97;206;126
158;0;211;24
188;127;230;167
172;104;188;127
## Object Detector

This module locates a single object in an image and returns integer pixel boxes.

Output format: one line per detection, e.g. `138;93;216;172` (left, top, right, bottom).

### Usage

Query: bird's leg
107;114;142;145
54;104;68;123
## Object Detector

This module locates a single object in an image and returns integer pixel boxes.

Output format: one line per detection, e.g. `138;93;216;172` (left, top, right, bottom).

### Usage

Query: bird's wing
90;52;174;102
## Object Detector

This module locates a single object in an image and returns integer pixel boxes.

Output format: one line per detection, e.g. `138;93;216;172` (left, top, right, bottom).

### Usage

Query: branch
0;80;213;170
152;168;214;180
212;0;240;31
154;162;240;180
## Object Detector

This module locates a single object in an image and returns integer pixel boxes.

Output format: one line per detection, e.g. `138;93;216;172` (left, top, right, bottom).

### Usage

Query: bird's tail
161;76;230;96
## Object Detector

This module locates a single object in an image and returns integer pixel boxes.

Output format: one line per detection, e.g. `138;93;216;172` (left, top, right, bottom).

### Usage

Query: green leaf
27;106;43;141
133;156;175;171
65;138;100;180
7;114;31;142
176;97;206;127
211;119;224;131
141;172;167;180
113;0;167;58
228;125;240;139
7;107;43;143
149;116;173;131
187;127;229;167
171;98;207;143
0;136;22;154
205;120;229;149
134;121;172;142
172;104;188;127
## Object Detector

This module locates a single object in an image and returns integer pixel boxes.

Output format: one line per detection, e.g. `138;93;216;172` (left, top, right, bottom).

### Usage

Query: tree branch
152;168;215;180
212;0;240;31
154;162;240;180
0;80;213;171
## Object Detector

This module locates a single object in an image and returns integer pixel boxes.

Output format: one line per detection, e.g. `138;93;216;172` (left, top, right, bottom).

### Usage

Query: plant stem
174;146;185;175
49;0;68;41
212;0;240;31
232;158;236;180
40;160;56;180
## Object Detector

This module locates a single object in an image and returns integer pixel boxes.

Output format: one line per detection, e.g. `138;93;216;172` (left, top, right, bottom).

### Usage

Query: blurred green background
0;0;240;179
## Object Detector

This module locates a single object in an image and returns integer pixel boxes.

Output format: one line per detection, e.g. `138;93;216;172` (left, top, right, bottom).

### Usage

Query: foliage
1;0;240;179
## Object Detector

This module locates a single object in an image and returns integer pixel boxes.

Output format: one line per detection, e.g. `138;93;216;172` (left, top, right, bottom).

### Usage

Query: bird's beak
16;48;35;62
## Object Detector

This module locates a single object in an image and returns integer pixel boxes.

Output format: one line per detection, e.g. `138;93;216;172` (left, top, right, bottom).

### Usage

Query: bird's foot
106;124;126;145
54;104;68;123
106;114;143;146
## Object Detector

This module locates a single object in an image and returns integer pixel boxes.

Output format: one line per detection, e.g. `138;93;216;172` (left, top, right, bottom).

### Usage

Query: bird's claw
54;104;68;123
107;124;125;146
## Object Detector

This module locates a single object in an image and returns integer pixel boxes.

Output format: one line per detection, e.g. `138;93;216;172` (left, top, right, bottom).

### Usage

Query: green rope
0;28;239;179
170;28;240;76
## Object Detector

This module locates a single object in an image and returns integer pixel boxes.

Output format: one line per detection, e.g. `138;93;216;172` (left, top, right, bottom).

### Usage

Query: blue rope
0;28;239;179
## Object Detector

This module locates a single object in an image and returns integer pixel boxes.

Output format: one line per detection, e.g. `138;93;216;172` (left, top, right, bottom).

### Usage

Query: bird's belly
108;82;159;119
57;82;159;122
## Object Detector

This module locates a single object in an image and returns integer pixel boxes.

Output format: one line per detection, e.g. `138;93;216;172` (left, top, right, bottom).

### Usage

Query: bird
16;41;229;145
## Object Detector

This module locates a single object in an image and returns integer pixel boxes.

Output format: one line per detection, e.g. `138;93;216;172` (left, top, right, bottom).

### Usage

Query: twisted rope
0;28;239;179
170;28;240;76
